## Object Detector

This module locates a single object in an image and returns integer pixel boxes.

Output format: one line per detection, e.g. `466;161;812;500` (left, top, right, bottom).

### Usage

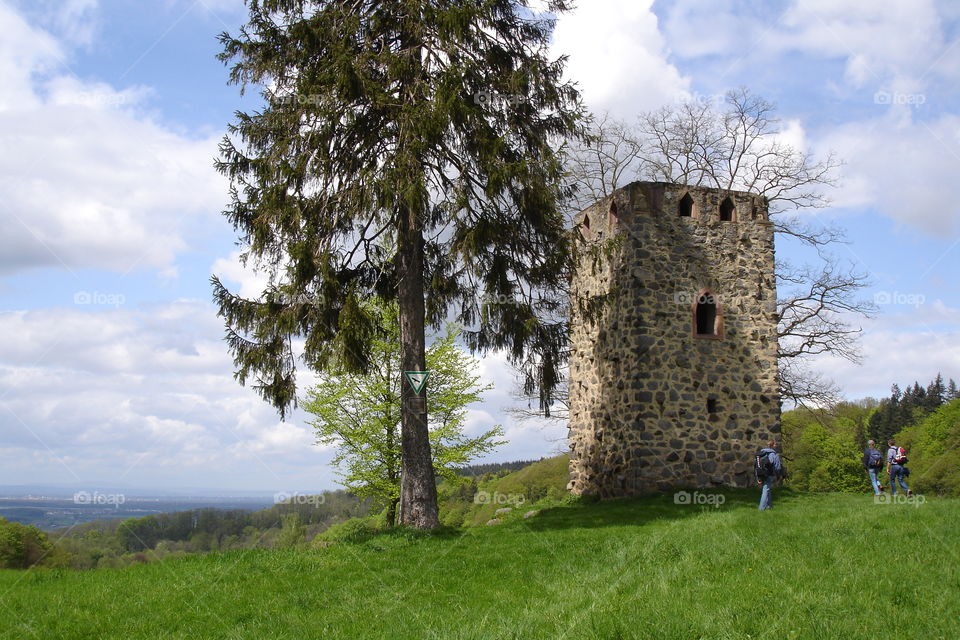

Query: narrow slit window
695;292;718;336
719;197;735;222
678;193;694;217
707;398;718;414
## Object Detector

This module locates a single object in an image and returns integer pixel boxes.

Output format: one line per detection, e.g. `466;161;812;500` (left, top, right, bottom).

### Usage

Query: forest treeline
0;490;371;570
783;373;960;494
866;374;957;443
457;460;542;477
0;461;556;571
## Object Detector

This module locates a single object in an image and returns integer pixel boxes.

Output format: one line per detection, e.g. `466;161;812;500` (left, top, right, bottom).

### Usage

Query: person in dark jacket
862;440;884;495
757;440;784;511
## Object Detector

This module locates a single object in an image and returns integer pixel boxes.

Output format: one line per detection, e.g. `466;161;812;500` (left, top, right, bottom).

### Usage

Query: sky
0;0;958;495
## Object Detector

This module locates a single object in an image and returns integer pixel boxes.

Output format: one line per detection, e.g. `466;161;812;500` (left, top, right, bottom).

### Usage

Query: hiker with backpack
755;440;785;511
886;439;912;496
862;440;884;495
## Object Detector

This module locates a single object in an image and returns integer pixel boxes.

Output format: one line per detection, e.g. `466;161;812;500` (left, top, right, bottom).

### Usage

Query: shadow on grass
519;486;805;532
324;487;808;545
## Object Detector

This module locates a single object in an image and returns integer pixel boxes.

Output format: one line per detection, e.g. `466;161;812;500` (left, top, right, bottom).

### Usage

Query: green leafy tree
897;398;960;496
212;0;582;528
781;409;864;492
304;300;505;526
0;518;54;569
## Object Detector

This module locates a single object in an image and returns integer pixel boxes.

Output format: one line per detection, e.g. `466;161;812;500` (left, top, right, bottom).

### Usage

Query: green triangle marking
404;371;430;395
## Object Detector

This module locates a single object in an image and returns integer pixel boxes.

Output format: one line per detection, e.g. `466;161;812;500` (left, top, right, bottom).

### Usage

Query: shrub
0;518;56;569
897;399;960;496
314;516;383;545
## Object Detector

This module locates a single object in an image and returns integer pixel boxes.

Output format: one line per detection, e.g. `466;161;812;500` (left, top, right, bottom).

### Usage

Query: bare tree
550;88;869;409
777;358;842;408
637;99;723;188
776;259;875;405
508;370;570;422
565;112;646;214
638;88;840;212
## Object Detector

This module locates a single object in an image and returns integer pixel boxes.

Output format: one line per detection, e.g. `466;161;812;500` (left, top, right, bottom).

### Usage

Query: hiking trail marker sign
404;371;430;395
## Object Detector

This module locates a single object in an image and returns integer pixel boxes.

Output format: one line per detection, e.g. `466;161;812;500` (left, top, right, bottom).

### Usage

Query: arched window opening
580;213;591;238
695;292;718;336
678;193;694;217
719;197;735;222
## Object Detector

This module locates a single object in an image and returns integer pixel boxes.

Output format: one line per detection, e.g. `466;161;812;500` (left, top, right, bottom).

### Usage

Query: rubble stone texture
568;181;780;497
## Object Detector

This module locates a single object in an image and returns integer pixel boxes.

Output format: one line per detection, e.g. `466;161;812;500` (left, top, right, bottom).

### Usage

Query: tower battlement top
577;181;770;240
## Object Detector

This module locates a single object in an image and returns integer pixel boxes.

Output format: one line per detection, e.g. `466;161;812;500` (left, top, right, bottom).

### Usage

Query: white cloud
0;301;327;489
774;119;809;153
662;0;954;92
0;301;568;490
50;0;99;46
0;2;228;277
9;0;101;47
807;302;960;399
228;421;316;457
661;0;756;60
821;111;960;233
471;350;569;462
0;2;61;111
776;0;950;92
552;0;690;117
212;250;272;300
657;1;960;233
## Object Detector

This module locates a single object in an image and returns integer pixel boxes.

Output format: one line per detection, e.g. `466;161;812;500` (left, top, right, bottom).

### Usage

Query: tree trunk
385;408;398;528
385;498;399;528
396;203;440;529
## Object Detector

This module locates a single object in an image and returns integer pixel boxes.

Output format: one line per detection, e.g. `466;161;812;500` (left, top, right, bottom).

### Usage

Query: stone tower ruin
567;181;780;497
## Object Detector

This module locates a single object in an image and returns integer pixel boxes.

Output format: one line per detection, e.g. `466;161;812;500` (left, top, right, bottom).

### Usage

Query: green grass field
2;489;957;640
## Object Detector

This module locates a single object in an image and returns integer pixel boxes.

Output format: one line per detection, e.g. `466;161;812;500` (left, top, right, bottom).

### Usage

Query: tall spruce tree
927;373;946;410
948;378;959;401
211;0;582;528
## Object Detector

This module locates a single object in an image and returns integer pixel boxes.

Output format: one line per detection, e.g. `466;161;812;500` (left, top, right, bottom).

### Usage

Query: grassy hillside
3;489;957;639
437;454;570;527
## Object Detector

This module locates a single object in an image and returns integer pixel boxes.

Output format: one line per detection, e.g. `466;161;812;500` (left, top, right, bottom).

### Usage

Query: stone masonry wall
568;181;780;497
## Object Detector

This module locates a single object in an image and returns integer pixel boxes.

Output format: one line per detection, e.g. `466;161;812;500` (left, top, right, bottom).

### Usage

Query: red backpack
894;447;909;465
